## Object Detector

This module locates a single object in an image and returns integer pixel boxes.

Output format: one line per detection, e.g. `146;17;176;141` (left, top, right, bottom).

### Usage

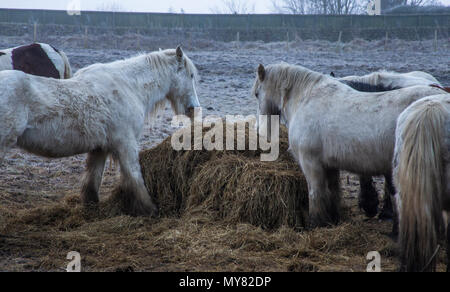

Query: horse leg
326;168;342;223
80;149;108;206
300;156;339;228
379;173;396;222
358;176;379;218
116;143;158;217
0;150;5;166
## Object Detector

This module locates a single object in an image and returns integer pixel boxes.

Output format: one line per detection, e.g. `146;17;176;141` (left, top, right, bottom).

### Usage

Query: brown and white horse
0;43;72;79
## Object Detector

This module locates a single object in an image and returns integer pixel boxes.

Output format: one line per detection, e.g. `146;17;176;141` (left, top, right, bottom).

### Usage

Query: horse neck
280;75;326;126
280;93;300;128
104;56;174;113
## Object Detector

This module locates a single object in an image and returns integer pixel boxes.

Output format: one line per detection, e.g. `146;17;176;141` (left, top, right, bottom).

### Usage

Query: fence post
337;31;342;54
33;22;37;43
137;29;141;51
84;26;88;49
286;31;290;51
434;29;438;52
384;31;389;51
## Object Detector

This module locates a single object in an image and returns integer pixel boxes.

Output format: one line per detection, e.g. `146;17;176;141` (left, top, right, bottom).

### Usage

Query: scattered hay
1;182;448;271
139;121;308;230
1;122;448;271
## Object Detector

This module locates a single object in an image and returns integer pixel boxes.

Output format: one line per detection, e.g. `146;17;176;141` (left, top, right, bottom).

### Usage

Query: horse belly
321;134;394;176
17;126;102;158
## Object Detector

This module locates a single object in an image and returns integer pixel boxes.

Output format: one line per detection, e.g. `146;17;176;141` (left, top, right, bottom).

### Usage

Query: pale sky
0;0;274;14
0;0;448;13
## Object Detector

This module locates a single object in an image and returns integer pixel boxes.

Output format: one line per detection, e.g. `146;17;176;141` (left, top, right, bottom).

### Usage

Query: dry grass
1;190;448;272
0;122;448;272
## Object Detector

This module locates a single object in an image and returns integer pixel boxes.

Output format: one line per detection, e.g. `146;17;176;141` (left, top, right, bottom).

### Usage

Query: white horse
252;63;445;227
332;70;446;220
336;70;443;92
393;94;450;272
0;43;72;79
0;46;200;216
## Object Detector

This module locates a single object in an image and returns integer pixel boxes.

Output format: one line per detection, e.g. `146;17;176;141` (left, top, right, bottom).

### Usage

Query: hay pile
139;121;309;230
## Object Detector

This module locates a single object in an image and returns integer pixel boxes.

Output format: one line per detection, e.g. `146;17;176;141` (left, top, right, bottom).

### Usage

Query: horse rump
395;96;448;272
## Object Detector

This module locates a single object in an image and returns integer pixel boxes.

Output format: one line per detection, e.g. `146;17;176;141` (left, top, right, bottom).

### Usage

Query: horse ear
176;46;183;62
330;72;336;78
258;64;266;82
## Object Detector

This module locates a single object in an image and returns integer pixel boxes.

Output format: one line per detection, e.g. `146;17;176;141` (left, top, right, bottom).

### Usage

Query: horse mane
146;49;198;82
339;70;439;92
264;63;325;104
340;71;391;88
75;49;198;82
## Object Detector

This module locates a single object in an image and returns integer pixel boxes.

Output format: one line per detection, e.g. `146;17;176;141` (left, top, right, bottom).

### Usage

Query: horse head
251;64;283;138
165;46;200;120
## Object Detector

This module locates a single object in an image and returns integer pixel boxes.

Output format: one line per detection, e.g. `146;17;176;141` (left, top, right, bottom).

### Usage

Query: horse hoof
132;202;159;218
358;201;379;218
360;206;378;219
387;231;398;242
378;209;394;221
308;217;338;229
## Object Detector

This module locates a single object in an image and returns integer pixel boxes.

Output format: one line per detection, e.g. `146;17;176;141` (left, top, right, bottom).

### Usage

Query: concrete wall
0;9;448;41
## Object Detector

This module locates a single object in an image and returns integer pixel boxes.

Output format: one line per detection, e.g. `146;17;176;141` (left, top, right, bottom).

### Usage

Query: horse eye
255;92;259;98
191;74;194;79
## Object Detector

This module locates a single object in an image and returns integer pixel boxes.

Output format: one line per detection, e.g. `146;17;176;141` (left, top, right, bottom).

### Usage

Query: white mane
260;63;325;108
340;70;441;89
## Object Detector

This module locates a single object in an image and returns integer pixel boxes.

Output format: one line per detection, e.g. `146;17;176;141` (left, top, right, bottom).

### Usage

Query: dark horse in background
331;70;449;228
0;43;72;79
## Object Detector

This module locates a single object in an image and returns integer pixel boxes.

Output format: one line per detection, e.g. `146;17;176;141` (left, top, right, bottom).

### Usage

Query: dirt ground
0;35;449;272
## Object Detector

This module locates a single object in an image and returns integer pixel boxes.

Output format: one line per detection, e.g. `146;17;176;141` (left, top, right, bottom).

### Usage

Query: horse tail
396;99;447;272
58;50;73;79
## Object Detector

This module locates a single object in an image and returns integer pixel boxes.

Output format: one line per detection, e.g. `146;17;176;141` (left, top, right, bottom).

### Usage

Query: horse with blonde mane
393;94;450;272
252;63;444;227
0;43;72;79
0;46;200;216
331;70;447;220
336;70;445;92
